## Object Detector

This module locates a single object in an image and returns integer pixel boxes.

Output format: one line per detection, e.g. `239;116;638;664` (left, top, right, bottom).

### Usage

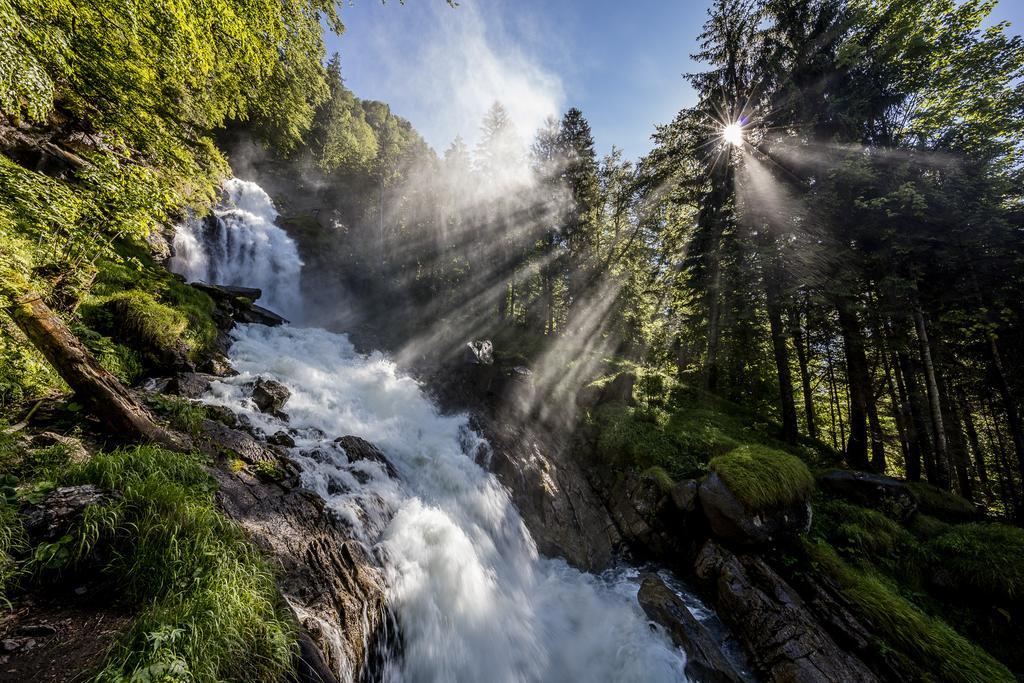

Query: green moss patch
593;405;705;478
145;394;209;436
807;540;1014;683
908;482;978;522
926;523;1024;602
813;499;925;584
709;444;814;510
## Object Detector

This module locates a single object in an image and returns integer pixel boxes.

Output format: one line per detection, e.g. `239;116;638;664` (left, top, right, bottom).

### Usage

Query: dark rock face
334;435;398;479
695;541;878;683
235;303;288;327
23;486;119;542
199;419;278;466
169;372;212;399
638;576;743;683
698;472;811;546
817;470;917;521
268;431;296;448
250;377;290;415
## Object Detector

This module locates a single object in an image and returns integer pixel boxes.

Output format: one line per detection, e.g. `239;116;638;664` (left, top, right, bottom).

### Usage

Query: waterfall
177;178;702;682
170;178;303;318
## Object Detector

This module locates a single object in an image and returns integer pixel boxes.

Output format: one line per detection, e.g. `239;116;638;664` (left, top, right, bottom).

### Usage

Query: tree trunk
7;292;184;449
826;342;846;453
766;277;798;443
837;298;870;470
987;335;1024;487
959;387;989;504
789;308;817;440
891;349;921;481
940;375;974;501
913;307;951;489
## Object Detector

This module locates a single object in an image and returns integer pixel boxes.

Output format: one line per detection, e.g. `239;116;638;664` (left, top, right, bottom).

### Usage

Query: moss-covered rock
708;444;814;511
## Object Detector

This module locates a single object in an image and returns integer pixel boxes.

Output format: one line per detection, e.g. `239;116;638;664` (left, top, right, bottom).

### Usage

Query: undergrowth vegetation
0;442;295;681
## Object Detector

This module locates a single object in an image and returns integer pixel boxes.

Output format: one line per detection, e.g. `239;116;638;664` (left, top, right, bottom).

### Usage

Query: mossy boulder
699;445;815;546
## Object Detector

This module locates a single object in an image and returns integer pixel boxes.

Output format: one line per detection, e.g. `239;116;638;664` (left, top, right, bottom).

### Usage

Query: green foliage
252;459;284;482
60;445;295;682
908;513;951;540
0;500;26;602
709;444;814;510
908;482;978;522
927;523;1024;603
593;405;706;478
813;499;926;584
640;465;675;493
807;540;1014;683
146;395;208;436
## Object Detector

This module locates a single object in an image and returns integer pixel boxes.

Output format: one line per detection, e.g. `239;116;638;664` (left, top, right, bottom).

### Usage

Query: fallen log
6;291;186;450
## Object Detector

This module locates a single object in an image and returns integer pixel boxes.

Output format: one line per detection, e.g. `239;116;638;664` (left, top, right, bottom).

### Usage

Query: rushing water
171;179;695;682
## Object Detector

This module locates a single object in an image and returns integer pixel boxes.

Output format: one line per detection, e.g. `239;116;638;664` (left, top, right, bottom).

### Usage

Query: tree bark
837;298;870;470
7;292;184;449
958;387;989;504
766;276;798;443
789;308;817;440
913;307;951;489
986;335;1024;487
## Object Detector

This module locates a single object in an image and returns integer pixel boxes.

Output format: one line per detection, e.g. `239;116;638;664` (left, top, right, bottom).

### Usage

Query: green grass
926;523;1024;602
0;501;26;603
806;540;1014;683
813;499;926;584
146;395;209;436
708;444;814;510
56;445;295;682
908;482;977;522
593;405;707;478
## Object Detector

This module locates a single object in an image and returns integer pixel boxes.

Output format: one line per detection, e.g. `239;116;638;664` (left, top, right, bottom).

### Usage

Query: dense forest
2;0;1024;681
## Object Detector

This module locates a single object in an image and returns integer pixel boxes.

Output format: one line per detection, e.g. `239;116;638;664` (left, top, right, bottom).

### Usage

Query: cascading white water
170;179;303;318
177;179;698;682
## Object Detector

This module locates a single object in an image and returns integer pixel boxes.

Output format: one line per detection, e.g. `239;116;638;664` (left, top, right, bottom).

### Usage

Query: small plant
252;459;284;482
926;523;1024;602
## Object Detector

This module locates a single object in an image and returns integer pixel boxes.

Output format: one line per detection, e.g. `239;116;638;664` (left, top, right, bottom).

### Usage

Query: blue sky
324;0;1024;161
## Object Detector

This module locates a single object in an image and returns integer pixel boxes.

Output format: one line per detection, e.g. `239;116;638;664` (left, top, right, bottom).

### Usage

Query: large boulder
334;435;398;479
190;282;288;327
817;469;917;521
463;340;494;365
168;372;213;399
250;377;290;415
695;541;878;682
638;575;743;683
698;472;811;546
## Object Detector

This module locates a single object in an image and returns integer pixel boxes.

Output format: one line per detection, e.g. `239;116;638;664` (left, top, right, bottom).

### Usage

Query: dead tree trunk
7;292;185;449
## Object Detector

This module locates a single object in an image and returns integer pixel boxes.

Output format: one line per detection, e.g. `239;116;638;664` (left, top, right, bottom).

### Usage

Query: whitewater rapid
171;179;691;682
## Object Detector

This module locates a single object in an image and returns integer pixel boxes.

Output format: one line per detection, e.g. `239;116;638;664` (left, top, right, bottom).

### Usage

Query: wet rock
191;282;263;302
23;485;120;542
202;351;237;377
638;575;743;683
269;431;296;448
235;303;288;327
250;377;290;415
199;420;277;465
698;472;811;546
212;465;386;680
463;340;494;365
335;435;398;478
205;404;239;429
817;470;917;521
169;372;212;399
695;540;878;682
669;479;699;513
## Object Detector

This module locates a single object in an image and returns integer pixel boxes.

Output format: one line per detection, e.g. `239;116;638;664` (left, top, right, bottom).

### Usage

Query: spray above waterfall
176;177;703;682
170;179;303;319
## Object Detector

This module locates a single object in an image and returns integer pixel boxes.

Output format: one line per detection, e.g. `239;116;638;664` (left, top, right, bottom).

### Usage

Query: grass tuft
60;445;295;682
926;523;1024;602
908;482;977;522
146;394;209;435
806;540;1014;683
708;444;814;510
